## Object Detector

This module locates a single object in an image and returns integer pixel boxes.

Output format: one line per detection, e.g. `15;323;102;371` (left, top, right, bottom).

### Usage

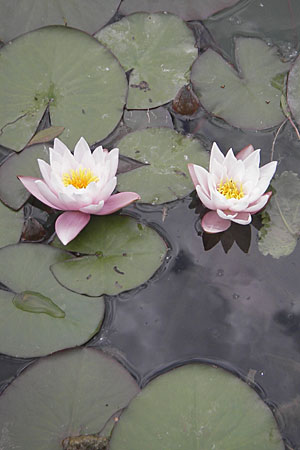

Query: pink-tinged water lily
188;142;277;233
19;137;140;245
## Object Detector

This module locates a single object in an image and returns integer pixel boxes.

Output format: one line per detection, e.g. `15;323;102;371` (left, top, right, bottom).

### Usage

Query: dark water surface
1;0;300;448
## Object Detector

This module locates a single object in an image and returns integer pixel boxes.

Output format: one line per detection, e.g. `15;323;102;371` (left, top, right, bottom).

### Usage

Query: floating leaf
0;26;127;151
12;290;65;319
287;54;300;127
27;126;65;146
258;172;300;258
0;348;139;449
51;215;167;297
110;364;284;450
0;244;104;357
117;128;209;204
0;201;23;248
0;144;49;210
0;0;121;42
96;13;197;109
119;0;240;20
191;37;290;130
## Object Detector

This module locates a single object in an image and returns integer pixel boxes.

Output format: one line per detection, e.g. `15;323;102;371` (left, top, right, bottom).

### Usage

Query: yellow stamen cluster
217;178;244;200
62;168;99;189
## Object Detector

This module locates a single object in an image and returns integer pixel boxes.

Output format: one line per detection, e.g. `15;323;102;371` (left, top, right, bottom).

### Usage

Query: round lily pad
119;0;240;20
259;171;300;259
0;0;120;42
191;37;290;130
0;202;23;248
0;26;127;151
117;128;209;204
0;144;49;210
51;215;167;297
0;347;139;449
287;54;300;127
0;244;104;357
96;13;198;109
110;364;284;450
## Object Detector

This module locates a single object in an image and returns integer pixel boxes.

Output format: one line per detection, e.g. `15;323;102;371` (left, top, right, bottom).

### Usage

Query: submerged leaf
27;126;64;146
117;128;209;204
110;364;284;450
287;53;300;127
96;13;197;109
191;37;290;130
13;290;65;318
258;171;300;258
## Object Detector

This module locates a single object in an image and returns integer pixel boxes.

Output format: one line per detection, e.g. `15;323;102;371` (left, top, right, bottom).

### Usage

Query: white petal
231;212;252;225
193;165;210;197
92;145;106;165
196;185;215;210
37;159;52;188
107;148;119;178
244;194;270;213
209;142;224;174
53;138;71;157
217;209;238;220
74;137;92;164
79;200;105;214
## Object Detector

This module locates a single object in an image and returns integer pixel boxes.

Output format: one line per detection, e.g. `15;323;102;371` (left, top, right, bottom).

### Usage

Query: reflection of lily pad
0;201;23;248
119;0;240;20
0;348;139;449
0;144;49;210
259;172;300;258
96;13;197;109
191;37;289;130
287;54;300;127
110;364;284;450
0;244;104;357
117;128;209;204
0;26;127;151
51;215;167;297
0;0;120;42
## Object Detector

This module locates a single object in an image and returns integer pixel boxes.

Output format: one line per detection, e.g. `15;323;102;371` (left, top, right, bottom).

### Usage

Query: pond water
0;0;300;449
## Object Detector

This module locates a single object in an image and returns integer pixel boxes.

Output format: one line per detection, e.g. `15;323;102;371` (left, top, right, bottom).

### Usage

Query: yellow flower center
217;178;244;200
62;168;99;189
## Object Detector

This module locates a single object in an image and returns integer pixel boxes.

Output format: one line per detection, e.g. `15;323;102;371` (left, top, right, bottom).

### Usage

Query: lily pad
0;26;127;151
258;172;300;258
0;144;49;210
0;201;23;248
0;0;121;42
191;37;290;130
0;244;104;357
287;54;300;127
96;13;197;109
117;128;209;204
123;108;173;131
0;347;139;449
110;364;284;450
51;215;167;297
119;0;240;20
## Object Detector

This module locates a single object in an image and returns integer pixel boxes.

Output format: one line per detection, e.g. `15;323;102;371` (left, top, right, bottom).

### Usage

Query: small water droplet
216;269;224;277
232;293;240;300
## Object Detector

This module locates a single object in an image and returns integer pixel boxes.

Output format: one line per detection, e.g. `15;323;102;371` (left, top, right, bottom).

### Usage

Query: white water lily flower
19;137;140;244
188;142;277;233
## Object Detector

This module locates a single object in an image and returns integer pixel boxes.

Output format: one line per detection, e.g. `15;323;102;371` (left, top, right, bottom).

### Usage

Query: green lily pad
287;54;300;127
0;26;127;151
110;364;284;450
0;201;23;248
119;0;240;20
117;128;209;204
0;144;49;210
0;244;104;357
0;347;140;449
0;0;120;42
258;172;300;258
51;215;167;297
96;13;197;109
191;37;290;130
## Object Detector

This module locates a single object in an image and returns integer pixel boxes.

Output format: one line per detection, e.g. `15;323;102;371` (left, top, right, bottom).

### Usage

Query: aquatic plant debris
19;137;140;244
188;142;277;233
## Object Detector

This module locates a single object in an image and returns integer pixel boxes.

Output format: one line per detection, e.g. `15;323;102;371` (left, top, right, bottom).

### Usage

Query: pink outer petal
244;192;271;214
79;200;105;214
231;212;252;225
18;176;59;209
96;192;140;215
236;145;255;160
201;211;231;233
55;211;90;245
188;163;199;188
